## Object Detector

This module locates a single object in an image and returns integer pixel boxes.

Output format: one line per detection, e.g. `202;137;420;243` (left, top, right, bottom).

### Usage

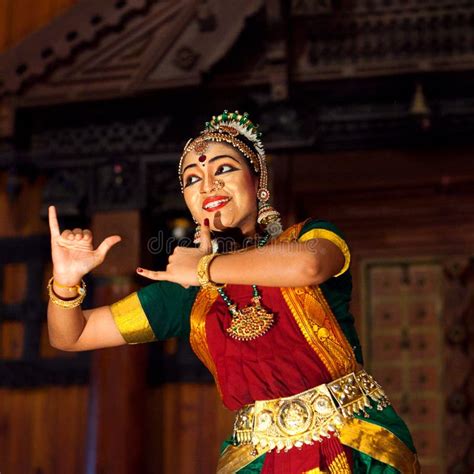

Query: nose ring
210;179;225;192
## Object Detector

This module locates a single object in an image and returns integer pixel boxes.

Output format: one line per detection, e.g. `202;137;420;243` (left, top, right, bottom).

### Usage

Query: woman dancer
47;111;419;473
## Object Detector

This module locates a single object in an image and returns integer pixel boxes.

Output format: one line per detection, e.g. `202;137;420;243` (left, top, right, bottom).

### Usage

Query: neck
241;224;258;239
239;210;258;238
212;223;262;254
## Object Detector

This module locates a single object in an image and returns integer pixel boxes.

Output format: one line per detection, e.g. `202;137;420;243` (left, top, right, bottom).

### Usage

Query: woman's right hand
48;205;122;285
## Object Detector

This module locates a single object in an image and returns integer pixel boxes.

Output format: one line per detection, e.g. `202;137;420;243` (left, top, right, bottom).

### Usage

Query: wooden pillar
86;210;148;474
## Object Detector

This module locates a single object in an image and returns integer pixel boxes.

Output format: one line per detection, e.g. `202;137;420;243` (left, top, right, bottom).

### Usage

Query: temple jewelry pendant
226;297;274;341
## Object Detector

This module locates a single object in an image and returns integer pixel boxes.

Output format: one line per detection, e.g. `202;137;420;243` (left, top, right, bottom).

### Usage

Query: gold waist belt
232;370;390;454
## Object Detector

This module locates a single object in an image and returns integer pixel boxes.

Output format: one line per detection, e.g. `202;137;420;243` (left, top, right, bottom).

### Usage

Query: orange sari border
339;418;421;474
189;287;223;397
278;222;357;380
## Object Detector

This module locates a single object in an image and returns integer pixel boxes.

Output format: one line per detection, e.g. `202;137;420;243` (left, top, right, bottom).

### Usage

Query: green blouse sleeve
298;218;351;277
110;281;199;344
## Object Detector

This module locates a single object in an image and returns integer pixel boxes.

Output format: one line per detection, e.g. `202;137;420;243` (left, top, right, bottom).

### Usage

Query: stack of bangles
197;253;223;289
47;277;87;309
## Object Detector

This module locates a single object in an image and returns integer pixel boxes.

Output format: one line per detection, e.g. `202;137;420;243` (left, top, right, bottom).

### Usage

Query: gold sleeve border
110;292;156;344
299;228;351;277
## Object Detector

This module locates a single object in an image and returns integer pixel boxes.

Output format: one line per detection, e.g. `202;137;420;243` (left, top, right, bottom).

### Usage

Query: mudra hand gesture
48;205;122;286
137;218;212;287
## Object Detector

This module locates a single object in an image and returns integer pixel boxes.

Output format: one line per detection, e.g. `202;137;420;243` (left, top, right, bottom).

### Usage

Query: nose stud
210;179;225;192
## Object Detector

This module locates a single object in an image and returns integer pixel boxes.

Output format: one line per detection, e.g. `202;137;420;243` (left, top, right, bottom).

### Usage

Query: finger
83;229;92;241
199;218;212;253
56;237;94;252
173;246;194;254
72;228;83;240
136;267;169;281
48;206;61;239
60;230;74;241
96;235;122;259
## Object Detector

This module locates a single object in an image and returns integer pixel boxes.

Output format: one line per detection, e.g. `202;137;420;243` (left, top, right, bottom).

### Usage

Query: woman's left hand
136;219;212;287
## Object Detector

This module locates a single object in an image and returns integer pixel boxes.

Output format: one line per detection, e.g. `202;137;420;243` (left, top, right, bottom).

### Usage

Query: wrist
51;274;84;298
53;272;83;288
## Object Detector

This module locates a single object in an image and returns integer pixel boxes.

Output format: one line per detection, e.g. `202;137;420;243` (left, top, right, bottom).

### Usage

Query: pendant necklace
217;233;274;341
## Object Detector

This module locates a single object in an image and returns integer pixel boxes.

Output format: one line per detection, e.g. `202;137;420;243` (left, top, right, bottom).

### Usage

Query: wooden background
0;0;77;52
1;0;474;472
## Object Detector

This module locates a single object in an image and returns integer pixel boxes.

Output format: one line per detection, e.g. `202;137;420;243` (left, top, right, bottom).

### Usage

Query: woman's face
181;142;259;236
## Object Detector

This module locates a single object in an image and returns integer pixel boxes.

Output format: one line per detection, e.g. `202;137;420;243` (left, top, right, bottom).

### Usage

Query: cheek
184;192;201;216
231;186;256;212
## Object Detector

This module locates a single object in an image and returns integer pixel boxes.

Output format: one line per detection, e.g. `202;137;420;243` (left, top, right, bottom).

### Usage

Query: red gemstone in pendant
199;155;207;162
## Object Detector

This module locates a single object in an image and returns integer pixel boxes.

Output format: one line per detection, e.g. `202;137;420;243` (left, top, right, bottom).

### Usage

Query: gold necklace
217;233;274;341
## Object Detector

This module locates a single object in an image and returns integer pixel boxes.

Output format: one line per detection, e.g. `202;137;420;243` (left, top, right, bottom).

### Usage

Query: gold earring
257;201;282;236
193;224;201;244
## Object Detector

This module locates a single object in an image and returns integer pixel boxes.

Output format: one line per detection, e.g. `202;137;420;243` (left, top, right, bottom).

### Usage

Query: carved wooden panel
442;257;474;473
292;0;474;81
0;0;148;95
366;261;444;472
365;258;474;473
0;0;264;104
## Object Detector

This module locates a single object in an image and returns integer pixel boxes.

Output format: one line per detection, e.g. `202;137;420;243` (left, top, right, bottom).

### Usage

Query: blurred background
0;0;473;473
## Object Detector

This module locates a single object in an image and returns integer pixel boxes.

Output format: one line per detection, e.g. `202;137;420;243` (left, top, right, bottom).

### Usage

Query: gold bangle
52;278;83;293
47;277;86;309
197;254;224;289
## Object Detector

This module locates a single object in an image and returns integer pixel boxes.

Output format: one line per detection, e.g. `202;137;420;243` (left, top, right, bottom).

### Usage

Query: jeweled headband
179;110;281;234
178;111;270;200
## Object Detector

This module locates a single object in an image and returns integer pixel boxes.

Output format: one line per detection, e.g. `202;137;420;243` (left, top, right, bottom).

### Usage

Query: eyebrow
181;154;241;175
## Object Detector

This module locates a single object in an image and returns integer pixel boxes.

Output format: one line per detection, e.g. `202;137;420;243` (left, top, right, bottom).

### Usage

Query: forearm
209;242;324;287
47;282;86;350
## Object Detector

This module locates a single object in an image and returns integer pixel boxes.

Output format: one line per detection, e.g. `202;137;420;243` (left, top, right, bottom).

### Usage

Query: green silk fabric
137;281;199;340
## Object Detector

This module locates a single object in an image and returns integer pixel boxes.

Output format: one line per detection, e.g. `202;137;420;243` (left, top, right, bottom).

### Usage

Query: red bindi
198;155;207;163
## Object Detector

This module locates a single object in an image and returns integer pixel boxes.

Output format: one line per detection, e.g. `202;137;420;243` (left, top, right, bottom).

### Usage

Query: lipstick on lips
202;195;231;212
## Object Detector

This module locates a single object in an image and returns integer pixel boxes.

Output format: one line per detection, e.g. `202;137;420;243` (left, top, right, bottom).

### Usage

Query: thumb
199;218;212;253
96;235;122;259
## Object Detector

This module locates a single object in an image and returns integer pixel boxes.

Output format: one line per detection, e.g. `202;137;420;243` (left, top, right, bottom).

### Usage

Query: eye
184;174;201;188
215;164;238;175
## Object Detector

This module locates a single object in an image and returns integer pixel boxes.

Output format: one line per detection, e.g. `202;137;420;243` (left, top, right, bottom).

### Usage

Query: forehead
181;141;246;170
